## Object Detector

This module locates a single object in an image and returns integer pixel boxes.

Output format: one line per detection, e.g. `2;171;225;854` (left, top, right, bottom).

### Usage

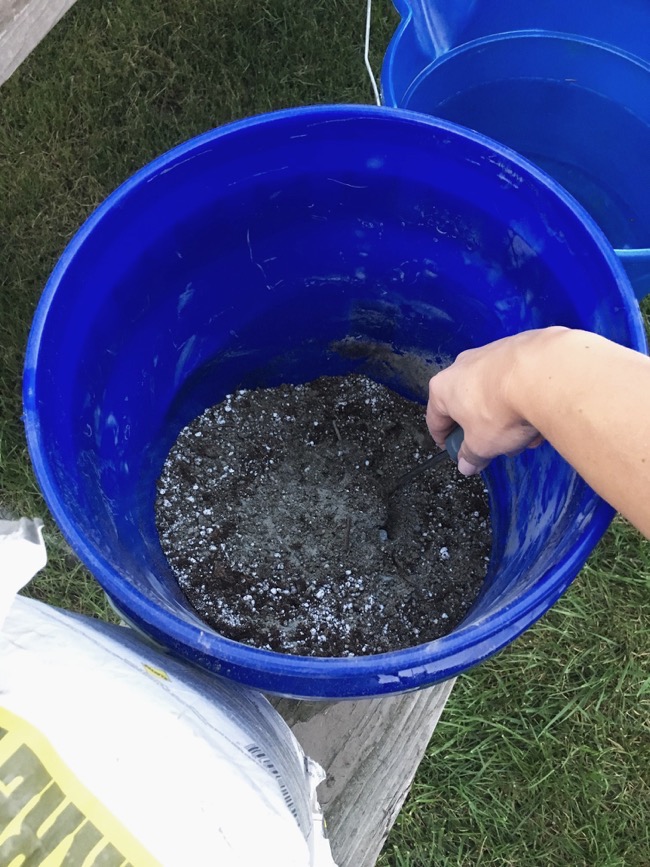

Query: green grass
377;519;650;866
1;2;648;864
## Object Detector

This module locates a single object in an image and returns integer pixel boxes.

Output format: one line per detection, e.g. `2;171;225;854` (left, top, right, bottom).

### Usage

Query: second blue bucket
382;0;650;299
24;105;646;699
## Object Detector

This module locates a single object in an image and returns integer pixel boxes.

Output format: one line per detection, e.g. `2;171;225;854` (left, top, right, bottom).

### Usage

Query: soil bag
0;519;335;866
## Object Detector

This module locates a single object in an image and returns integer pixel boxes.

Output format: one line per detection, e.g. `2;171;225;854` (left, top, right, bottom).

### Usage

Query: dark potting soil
155;375;492;657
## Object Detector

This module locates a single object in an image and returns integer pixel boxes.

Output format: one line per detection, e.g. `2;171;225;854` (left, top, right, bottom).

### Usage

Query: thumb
456;441;490;476
457;455;481;476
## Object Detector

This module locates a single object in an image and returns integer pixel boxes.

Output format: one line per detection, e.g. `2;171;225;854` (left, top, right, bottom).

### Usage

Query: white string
365;0;382;106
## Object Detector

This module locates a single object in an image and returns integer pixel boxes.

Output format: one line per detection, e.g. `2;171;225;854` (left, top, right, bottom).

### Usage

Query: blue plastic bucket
23;105;646;699
382;1;650;300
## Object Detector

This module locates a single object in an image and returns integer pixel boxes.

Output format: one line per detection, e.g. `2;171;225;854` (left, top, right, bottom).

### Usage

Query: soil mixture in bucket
155;375;492;657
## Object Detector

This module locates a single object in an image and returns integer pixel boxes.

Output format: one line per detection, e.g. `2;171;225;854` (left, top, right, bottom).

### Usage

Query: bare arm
426;327;650;537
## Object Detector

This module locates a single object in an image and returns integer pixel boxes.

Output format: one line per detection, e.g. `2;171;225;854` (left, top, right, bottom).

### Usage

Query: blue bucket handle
392;0;476;59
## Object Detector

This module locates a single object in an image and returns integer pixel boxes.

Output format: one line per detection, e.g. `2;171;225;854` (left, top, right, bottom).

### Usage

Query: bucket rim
25;102;645;355
383;28;650;107
22;103;645;695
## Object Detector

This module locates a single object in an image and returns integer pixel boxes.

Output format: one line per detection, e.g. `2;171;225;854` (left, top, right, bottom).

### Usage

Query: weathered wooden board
273;678;456;867
0;0;79;87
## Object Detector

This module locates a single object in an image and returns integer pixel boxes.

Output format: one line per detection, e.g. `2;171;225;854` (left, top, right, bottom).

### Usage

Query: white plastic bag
0;519;335;866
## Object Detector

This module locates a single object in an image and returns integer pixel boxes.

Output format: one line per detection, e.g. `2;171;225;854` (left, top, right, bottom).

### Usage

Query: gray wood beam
0;0;79;87
273;679;455;866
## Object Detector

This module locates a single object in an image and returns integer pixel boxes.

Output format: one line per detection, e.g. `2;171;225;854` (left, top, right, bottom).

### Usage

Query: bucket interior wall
24;108;643;695
400;36;650;252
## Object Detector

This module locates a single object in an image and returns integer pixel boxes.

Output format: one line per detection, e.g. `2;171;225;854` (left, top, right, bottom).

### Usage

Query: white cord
365;0;382;106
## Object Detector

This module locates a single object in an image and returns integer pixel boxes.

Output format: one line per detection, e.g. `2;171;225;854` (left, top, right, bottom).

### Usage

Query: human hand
428;326;650;536
426;330;555;475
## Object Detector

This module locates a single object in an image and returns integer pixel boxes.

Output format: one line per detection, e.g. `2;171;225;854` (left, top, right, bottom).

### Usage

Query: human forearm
511;328;650;535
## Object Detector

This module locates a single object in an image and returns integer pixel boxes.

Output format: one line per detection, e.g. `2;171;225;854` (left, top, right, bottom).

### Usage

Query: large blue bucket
23;106;646;699
382;0;650;300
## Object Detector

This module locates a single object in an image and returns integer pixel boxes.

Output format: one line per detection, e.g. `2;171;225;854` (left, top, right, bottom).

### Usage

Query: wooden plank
0;0;79;87
273;678;456;867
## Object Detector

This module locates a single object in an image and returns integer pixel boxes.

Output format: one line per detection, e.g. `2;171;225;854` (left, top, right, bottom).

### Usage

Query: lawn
1;1;648;864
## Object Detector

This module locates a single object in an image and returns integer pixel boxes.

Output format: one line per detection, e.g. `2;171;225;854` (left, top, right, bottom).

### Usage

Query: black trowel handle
445;425;464;463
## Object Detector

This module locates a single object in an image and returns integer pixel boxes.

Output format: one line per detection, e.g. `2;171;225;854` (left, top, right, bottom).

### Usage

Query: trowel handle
445;425;464;464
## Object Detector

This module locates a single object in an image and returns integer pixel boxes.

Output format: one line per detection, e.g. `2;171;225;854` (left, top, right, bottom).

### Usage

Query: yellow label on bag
142;664;170;682
0;707;160;866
